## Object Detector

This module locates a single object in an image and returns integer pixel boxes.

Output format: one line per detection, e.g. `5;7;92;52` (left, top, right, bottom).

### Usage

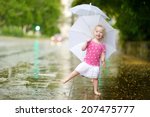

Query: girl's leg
62;70;79;84
93;78;101;96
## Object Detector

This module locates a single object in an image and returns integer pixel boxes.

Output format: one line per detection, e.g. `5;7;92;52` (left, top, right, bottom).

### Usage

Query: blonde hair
95;24;105;33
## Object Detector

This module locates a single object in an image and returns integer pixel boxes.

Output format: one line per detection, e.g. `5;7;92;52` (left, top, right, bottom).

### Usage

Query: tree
0;0;62;36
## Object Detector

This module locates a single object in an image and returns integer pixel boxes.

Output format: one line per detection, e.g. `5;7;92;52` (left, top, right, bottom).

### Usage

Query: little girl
63;25;106;96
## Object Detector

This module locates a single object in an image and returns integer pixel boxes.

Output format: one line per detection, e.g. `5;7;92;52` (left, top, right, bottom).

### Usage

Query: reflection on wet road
0;37;150;100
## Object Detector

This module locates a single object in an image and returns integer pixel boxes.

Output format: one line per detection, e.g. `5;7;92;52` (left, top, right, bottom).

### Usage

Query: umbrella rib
81;16;93;35
69;30;92;38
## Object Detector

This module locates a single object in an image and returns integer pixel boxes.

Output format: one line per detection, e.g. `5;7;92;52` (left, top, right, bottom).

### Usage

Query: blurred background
0;0;149;100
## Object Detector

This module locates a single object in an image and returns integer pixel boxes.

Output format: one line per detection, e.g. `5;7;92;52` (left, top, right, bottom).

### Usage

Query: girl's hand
101;61;109;77
101;61;106;68
86;39;91;44
82;40;91;51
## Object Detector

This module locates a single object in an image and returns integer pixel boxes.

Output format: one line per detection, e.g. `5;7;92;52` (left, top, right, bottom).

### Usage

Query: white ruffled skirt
75;62;100;78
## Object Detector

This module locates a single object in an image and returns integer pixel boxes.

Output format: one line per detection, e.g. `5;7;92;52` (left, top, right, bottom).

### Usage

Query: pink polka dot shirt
84;40;106;66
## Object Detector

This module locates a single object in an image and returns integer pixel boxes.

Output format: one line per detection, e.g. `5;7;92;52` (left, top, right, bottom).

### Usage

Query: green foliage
0;0;62;36
1;26;24;37
72;0;150;41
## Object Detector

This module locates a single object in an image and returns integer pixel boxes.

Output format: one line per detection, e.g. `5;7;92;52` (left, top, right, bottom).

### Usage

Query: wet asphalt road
0;37;150;100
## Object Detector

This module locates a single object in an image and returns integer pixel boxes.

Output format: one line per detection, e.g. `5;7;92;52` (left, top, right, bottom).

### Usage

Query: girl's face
94;26;104;40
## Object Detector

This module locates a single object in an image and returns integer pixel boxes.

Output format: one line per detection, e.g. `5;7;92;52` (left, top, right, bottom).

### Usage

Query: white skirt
75;62;100;78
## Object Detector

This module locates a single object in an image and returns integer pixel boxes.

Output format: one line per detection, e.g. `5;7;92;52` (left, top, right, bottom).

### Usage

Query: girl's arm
81;41;89;51
101;52;106;68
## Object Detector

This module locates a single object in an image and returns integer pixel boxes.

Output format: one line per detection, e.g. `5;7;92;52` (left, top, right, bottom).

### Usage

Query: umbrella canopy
71;4;109;19
69;15;117;61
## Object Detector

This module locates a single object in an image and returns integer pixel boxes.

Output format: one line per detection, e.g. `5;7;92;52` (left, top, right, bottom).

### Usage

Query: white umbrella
69;15;117;61
71;4;109;19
